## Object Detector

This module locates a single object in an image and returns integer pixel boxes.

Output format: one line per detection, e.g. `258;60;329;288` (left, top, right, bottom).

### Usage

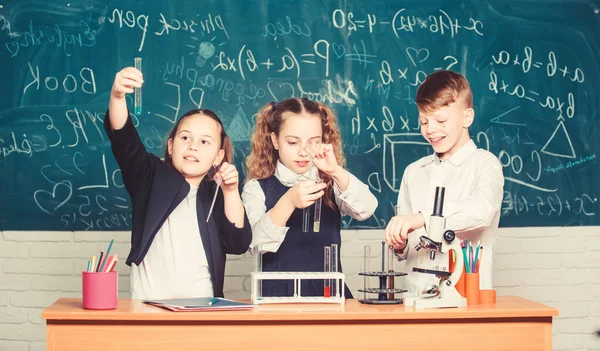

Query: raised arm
103;68;153;198
108;67;143;130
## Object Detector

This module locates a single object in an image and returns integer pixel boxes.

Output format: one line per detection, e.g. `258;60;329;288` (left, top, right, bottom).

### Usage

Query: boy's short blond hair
416;70;473;114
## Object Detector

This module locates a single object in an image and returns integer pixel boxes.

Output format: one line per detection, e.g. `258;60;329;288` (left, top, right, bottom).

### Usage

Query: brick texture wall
1;227;599;350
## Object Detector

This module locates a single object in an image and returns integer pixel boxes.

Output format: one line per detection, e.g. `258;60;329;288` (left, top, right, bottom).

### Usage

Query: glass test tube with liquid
388;205;401;299
331;244;338;297
134;57;142;116
313;179;323;232
302;207;310;232
363;245;371;300
323;246;331;297
253;245;263;300
387;244;395;299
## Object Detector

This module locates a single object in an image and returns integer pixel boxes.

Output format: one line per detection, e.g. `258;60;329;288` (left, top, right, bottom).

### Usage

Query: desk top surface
42;296;558;322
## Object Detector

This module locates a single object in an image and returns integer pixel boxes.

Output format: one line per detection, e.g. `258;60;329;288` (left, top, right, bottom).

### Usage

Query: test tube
363;245;371;300
387;244;395;299
394;204;401;216
253;245;263;300
313;180;323;232
387;245;394;272
392;204;401;298
379;241;387;301
324;246;331;297
253;245;262;272
331;244;338;297
302;207;310;232
134;57;142;116
381;241;386;271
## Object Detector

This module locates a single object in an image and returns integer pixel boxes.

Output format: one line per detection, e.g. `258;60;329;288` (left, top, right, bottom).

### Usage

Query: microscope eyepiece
432;186;445;216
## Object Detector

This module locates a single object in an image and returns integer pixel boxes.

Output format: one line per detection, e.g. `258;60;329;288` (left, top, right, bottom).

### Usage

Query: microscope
404;186;467;309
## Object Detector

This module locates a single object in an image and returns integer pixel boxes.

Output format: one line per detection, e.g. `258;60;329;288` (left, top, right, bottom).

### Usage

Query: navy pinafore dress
258;176;353;298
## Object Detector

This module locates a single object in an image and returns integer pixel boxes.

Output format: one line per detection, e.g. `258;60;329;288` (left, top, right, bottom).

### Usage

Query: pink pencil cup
82;271;118;310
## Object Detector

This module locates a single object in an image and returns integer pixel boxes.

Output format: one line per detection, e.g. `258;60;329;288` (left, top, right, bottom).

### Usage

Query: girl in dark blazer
104;66;251;299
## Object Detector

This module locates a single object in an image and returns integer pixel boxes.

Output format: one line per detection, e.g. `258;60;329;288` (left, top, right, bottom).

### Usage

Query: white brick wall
1;227;599;351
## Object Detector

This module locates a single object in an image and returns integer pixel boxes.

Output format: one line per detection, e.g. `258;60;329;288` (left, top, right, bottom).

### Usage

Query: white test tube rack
251;271;345;305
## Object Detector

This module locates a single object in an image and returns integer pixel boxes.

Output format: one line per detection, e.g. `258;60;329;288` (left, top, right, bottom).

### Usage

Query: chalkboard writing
0;0;598;230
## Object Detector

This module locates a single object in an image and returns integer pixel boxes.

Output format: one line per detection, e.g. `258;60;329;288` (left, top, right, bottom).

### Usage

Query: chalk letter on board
65;109;89;147
351;108;360;135
314;40;330;77
155;82;181;123
189;87;205;109
155;13;171;36
137;14;149;51
24;62;40;95
367;172;382;193
213;15;230;40
78;154;109;190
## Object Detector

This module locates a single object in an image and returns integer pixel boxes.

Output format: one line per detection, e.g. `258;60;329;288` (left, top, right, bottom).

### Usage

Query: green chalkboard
1;0;599;231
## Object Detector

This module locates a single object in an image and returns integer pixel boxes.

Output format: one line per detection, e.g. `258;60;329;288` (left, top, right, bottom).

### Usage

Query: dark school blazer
103;111;252;297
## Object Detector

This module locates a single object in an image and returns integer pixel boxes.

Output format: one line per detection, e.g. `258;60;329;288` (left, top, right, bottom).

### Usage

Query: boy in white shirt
385;70;504;295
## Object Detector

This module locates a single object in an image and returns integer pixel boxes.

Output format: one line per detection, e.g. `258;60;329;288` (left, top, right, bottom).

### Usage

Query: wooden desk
42;296;558;351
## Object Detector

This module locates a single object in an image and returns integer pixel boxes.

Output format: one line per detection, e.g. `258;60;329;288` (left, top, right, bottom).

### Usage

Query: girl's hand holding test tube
284;180;326;209
206;162;241;222
216;162;240;193
282;175;325;233
305;142;350;192
302;142;337;233
111;67;143;100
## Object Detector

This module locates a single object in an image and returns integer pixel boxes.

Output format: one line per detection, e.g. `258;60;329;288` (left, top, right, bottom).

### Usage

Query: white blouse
242;161;378;253
131;185;213;300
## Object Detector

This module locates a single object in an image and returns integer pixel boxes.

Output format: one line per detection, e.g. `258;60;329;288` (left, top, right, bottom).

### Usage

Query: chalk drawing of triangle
227;107;252;142
490;106;526;126
540;120;576;159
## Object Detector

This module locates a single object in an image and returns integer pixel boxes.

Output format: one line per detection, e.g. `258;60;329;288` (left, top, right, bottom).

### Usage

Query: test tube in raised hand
324;246;331;297
313;179;323;232
253;245;263;300
363;245;371;300
331;244;338;297
134;57;142;116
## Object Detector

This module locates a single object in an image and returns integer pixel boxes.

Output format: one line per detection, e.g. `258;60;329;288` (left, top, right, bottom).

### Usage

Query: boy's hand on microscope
285;180;327;209
111;67;143;100
385;214;426;248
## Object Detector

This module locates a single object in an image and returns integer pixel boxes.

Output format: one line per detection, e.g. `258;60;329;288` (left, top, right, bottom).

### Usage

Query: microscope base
404;295;467;309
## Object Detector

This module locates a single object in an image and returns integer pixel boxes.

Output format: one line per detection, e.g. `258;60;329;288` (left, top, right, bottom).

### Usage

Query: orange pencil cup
465;272;480;305
82;271;118;310
479;289;497;304
454;265;466;298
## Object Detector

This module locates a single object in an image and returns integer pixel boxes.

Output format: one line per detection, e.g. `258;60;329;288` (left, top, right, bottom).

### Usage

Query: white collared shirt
242;161;378;253
395;139;504;293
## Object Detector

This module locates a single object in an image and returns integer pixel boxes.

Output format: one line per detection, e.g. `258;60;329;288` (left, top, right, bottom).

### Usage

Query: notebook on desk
142;297;255;312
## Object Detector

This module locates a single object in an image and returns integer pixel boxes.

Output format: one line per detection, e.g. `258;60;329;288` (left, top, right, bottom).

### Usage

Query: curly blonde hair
245;98;345;209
